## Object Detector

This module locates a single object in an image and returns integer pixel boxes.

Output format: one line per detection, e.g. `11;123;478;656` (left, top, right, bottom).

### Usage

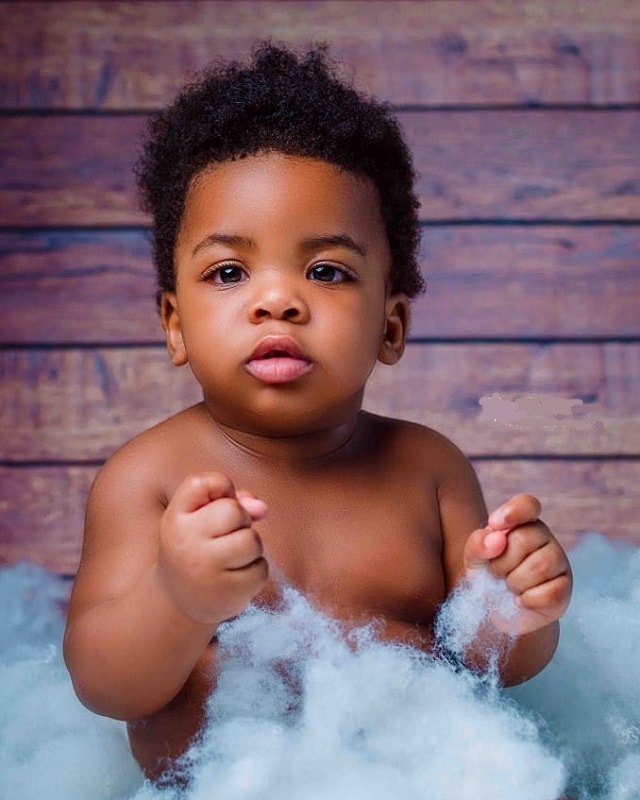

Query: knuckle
526;546;552;583
506;526;531;556
549;573;572;605
183;472;207;494
173;472;231;504
510;493;541;521
197;471;234;495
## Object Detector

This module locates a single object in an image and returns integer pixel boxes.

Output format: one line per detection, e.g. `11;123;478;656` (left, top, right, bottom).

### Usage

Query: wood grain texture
404;110;640;221
472;460;640;550
2;0;639;574
0;230;158;344
1;460;637;574
365;343;640;456
2;111;640;226
1;344;637;461
2;1;639;109
0;465;95;573
3;226;639;344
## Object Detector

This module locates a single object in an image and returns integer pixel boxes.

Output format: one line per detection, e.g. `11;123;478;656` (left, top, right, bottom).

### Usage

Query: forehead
181;153;387;246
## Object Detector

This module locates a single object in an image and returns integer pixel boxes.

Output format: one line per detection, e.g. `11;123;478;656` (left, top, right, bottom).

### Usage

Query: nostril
249;297;307;323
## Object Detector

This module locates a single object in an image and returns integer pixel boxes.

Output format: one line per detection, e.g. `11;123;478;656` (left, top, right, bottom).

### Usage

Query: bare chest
252;484;445;645
161;407;449;647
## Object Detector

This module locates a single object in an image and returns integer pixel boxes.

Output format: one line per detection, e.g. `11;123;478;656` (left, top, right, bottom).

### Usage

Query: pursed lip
245;335;314;384
248;335;309;362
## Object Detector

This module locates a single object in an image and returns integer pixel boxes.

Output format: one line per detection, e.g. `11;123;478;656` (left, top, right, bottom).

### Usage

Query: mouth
246;336;314;384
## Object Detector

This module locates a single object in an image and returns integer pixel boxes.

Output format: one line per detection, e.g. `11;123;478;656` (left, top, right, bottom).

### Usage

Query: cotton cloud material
0;534;638;800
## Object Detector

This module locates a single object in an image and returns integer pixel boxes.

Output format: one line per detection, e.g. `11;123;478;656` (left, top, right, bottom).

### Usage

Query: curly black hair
136;43;424;302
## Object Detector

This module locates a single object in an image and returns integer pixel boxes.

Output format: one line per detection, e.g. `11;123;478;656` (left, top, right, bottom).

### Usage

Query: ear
160;292;188;366
378;293;409;365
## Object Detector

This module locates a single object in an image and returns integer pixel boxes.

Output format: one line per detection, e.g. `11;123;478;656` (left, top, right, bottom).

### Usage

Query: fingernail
489;510;507;529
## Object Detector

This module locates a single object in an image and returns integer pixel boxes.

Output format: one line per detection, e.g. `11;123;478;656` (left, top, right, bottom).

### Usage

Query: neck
201;407;362;467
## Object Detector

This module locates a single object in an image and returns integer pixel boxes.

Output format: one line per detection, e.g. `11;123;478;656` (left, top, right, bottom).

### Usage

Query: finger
193;496;253;538
487;493;542;532
516;573;572;617
225;554;269;588
236;491;268;521
485;521;553;577
503;541;569;596
463;526;508;572
172;472;237;514
211;526;264;570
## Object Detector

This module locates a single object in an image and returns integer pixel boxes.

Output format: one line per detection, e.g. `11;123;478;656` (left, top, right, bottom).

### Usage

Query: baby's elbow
64;643;118;718
67;666;160;721
63;626;152;721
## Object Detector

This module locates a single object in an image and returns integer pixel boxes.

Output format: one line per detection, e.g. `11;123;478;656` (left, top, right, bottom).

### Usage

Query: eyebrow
191;232;367;258
192;233;256;257
300;234;367;258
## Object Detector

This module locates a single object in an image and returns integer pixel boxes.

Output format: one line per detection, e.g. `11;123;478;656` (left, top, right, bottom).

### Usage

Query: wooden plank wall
1;1;639;574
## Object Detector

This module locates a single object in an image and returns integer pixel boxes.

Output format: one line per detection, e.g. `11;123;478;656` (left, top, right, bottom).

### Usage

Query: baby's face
165;152;406;435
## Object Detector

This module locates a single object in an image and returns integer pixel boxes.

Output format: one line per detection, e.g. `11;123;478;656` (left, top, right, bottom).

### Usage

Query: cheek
179;308;233;369
184;293;236;335
326;303;385;367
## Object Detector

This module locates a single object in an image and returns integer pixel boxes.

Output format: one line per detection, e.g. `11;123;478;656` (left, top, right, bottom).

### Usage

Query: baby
63;44;572;782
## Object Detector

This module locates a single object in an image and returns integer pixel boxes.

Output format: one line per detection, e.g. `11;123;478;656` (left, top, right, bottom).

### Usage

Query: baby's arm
64;446;268;721
437;443;572;685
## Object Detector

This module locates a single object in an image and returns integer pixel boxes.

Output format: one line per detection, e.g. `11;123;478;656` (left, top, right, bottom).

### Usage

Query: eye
308;263;354;284
204;263;248;285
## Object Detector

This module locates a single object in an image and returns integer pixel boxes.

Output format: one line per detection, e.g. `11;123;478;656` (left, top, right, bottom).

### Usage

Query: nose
248;274;310;324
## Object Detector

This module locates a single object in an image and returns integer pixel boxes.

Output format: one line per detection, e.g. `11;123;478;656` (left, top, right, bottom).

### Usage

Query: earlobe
160;292;188;366
378;294;409;365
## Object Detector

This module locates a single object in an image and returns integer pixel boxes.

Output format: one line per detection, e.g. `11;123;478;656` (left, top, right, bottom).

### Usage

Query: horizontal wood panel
365;343;640;456
0;465;95;574
1;460;638;574
0;116;143;226
405;110;640;221
2;1;639;109
4;1;638;583
2;226;639;343
0;230;159;343
1;344;638;461
472;460;640;551
2;111;639;226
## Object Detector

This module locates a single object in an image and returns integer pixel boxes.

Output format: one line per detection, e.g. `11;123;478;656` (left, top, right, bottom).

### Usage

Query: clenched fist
463;494;572;636
156;472;269;626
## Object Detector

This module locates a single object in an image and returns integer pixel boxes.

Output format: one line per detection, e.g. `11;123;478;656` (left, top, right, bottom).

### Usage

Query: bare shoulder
361;411;476;481
374;413;486;515
90;403;206;507
72;405;208;606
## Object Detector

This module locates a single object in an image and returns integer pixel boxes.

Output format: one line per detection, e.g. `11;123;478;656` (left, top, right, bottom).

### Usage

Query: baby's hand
463;494;572;636
156;472;268;627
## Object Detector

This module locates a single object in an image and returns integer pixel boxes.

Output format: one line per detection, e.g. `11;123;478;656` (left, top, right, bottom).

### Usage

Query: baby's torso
127;407;461;775
156;406;448;650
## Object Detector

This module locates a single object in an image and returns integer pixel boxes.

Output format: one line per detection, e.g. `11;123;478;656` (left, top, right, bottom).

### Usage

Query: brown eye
207;264;247;284
308;264;353;283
